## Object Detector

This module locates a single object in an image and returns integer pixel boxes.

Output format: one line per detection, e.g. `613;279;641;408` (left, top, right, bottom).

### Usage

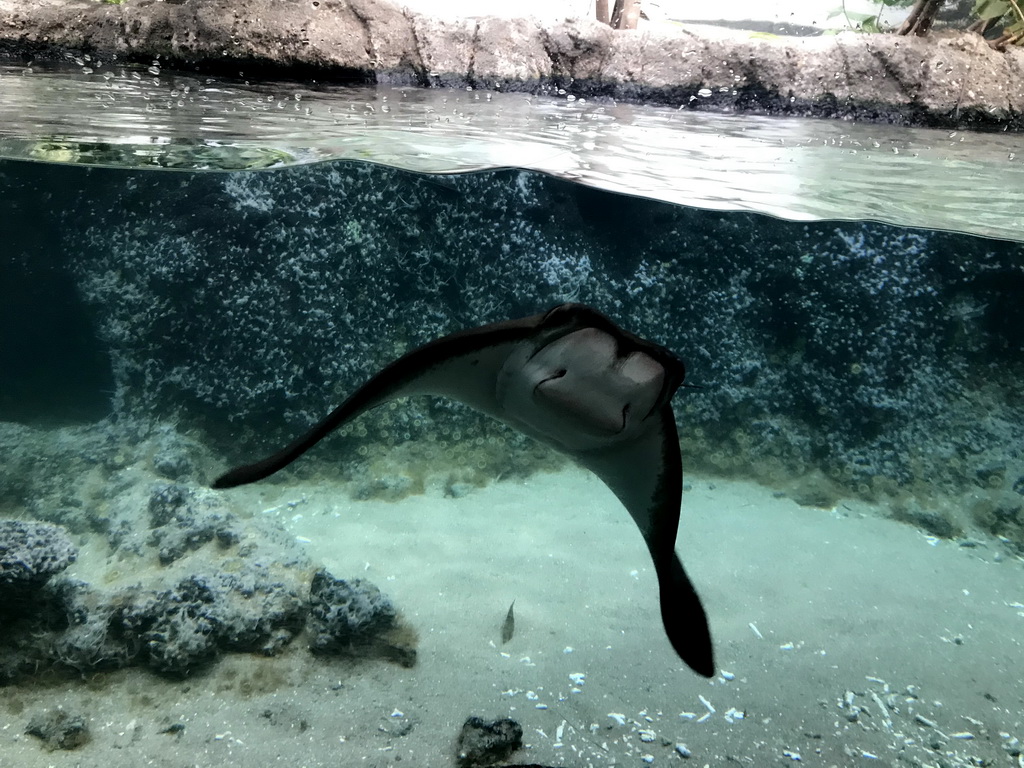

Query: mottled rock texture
0;520;76;590
1;0;1023;128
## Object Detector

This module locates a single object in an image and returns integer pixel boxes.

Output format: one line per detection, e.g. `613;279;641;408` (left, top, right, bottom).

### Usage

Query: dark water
1;66;1023;767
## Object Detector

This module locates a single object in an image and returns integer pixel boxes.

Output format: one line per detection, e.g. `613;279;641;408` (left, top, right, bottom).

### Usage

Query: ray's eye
621;403;630;430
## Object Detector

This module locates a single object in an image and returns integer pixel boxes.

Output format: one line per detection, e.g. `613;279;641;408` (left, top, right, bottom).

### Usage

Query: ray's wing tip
671;627;715;678
689;648;715;678
211;468;246;490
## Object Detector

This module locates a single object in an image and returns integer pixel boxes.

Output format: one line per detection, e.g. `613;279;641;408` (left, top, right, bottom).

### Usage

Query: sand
1;467;1022;767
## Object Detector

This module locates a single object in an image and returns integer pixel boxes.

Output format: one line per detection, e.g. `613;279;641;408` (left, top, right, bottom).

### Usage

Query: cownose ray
212;303;715;676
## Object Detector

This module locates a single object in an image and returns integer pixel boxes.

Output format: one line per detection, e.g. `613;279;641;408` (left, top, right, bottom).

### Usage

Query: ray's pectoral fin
211;312;548;489
575;409;714;678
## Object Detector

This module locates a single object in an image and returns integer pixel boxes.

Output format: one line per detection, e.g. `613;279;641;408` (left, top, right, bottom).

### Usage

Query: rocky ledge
1;0;1023;129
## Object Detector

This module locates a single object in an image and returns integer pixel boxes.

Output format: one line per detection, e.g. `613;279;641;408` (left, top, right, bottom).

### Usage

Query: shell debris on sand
833;677;1020;768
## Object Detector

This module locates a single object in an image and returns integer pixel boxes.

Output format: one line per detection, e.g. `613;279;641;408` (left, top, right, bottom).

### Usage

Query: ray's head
496;321;680;452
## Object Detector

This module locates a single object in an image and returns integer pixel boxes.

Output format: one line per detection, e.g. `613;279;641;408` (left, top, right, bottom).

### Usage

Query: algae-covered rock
0;520;77;591
25;707;90;751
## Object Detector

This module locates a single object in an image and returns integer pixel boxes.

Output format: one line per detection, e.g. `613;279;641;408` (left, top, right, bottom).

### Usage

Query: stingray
212;303;715;676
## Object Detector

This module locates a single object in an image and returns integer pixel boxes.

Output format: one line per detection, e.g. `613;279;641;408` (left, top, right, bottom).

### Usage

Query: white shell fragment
569;672;586;686
675;743;692;758
608;713;627;726
638;730;656;743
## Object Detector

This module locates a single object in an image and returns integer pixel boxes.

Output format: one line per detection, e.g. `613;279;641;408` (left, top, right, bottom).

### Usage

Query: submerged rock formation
0;0;1022;129
0;423;411;682
0;520;77;595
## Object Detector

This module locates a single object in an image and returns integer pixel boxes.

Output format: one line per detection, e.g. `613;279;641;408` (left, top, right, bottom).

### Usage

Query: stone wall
1;0;1023;129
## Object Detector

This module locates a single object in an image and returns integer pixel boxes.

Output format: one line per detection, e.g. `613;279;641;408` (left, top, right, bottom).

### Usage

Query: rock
134;571;307;675
152;441;195;480
974;461;1006;488
456;717;524;768
0;0;1022;128
148;482;238;564
350;471;417;501
0;520;77;591
306;570;416;666
25;707;90;750
890;500;961;539
41;568;306;677
445;481;475;499
307;570;397;651
148;423;214;481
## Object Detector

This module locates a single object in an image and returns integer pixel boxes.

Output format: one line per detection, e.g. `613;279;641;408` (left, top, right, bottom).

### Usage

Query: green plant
972;0;1024;47
830;0;915;32
861;0;1024;47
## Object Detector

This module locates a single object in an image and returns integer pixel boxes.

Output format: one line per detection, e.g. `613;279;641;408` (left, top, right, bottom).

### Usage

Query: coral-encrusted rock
0;520;76;591
306;569;417;666
456;717;524;768
148;483;238;565
25;707;90;751
307;570;396;651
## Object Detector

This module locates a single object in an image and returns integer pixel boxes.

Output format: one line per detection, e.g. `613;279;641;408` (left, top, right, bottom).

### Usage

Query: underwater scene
2;68;1024;768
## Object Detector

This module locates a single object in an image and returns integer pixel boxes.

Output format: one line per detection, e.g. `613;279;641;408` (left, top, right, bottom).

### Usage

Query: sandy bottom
2;467;1022;767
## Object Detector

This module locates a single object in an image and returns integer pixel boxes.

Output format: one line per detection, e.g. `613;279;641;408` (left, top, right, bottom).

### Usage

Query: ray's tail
657;553;715;677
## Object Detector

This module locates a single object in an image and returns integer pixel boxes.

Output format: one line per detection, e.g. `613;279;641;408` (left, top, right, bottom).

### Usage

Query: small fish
501;600;515;644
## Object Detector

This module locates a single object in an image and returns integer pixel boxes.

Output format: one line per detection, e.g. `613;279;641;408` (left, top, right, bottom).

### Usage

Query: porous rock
307;570;397;651
28;569;306;677
0;520;77;590
456;717;524;768
148;482;239;565
25;707;90;751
